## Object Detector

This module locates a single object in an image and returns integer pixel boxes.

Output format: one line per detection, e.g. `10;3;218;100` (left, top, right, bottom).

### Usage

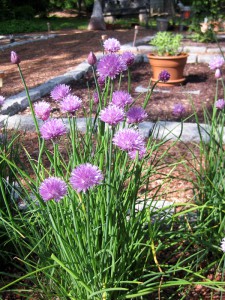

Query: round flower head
215;68;222;79
215;99;225;110
39;177;67;202
11;51;21;64
0;95;5;107
126;106;147;124
34;101;51;121
70;163;103;193
100;104;124;126
209;56;224;70
103;38;121;53
97;53;127;80
173;103;186;118
112;90;133;108
158;70;171;82
87;51;97;66
221;238;225;252
121;51;135;67
40;118;67;140
50;84;71;102
113;128;146;159
60;94;82;115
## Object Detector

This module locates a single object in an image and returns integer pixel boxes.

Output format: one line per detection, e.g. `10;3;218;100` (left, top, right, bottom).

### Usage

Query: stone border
0;34;57;51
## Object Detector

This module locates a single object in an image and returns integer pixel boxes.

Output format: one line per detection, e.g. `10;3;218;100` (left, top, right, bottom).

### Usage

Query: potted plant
148;31;188;86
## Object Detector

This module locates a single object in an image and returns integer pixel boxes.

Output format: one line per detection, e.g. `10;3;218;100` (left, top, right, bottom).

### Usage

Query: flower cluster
158;70;171;82
173;103;186;118
96;38;135;86
209;56;224;79
113;128;146;159
39;163;104;201
215;99;225;110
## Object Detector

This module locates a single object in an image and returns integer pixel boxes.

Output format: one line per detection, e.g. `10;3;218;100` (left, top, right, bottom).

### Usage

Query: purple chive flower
50;84;71;102
97;54;127;80
10;51;21;64
87;51;97;66
0;95;5;107
126;106;147;124
40;118;67;140
209;56;224;70
70;163;103;193
112;90;133;108
39;177;67;202
159;70;171;82
34;101;51;121
221;238;225;252
103;38;121;53
93;91;99;104
113;128;146;159
215;68;222;79
173;103;186;117
60;94;82;115
100;104;124;126
215;99;225;110
121;51;135;67
98;76;106;89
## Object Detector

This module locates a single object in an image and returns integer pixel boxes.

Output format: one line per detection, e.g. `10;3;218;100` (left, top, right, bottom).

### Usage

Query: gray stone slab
137;45;155;53
183;46;207;53
152;121;212;142
187;53;197;63
74;62;92;73
134;54;144;63
206;48;225;53
65;70;85;80
4;115;43;131
120;45;137;52
49;74;74;86
138;121;154;137
135;85;200;95
197;54;212;64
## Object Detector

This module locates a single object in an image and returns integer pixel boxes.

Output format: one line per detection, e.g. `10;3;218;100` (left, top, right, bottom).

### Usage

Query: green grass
0;17;89;35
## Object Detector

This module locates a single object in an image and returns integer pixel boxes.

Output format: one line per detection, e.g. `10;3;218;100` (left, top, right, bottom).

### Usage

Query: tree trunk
88;0;106;31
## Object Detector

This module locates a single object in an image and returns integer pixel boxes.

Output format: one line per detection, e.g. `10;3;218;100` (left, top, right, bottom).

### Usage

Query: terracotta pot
147;53;188;87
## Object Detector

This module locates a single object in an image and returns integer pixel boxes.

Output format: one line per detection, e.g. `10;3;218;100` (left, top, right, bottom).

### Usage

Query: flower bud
215;68;222;79
87;52;97;66
158;70;170;82
11;51;21;64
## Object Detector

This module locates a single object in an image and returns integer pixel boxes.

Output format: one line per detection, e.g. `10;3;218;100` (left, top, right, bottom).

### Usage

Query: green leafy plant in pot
148;31;188;86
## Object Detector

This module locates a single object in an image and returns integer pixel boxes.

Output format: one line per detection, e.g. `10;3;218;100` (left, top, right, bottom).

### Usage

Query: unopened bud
87;52;97;66
215;68;222;79
11;51;21;64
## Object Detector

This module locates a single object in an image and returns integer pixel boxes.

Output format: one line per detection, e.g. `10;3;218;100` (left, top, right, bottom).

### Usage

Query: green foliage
150;31;183;56
13;5;35;19
190;29;216;43
0;17;88;34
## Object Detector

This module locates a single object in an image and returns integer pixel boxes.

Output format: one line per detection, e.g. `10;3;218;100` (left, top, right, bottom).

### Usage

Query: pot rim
147;53;189;60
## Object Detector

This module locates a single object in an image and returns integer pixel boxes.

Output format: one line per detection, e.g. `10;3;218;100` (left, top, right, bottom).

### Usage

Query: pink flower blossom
112;90;133;108
0;95;5;107
209;56;224;70
34;101;51;121
60;94;82;115
126;106;147;124
70;163;103;193
39;177;67;202
113;128;146;159
97;54;126;80
103;38;121;53
40;118;67;140
50;84;71;102
11;51;21;64
215;99;225;110
100;104;124;126
121;51;135;67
